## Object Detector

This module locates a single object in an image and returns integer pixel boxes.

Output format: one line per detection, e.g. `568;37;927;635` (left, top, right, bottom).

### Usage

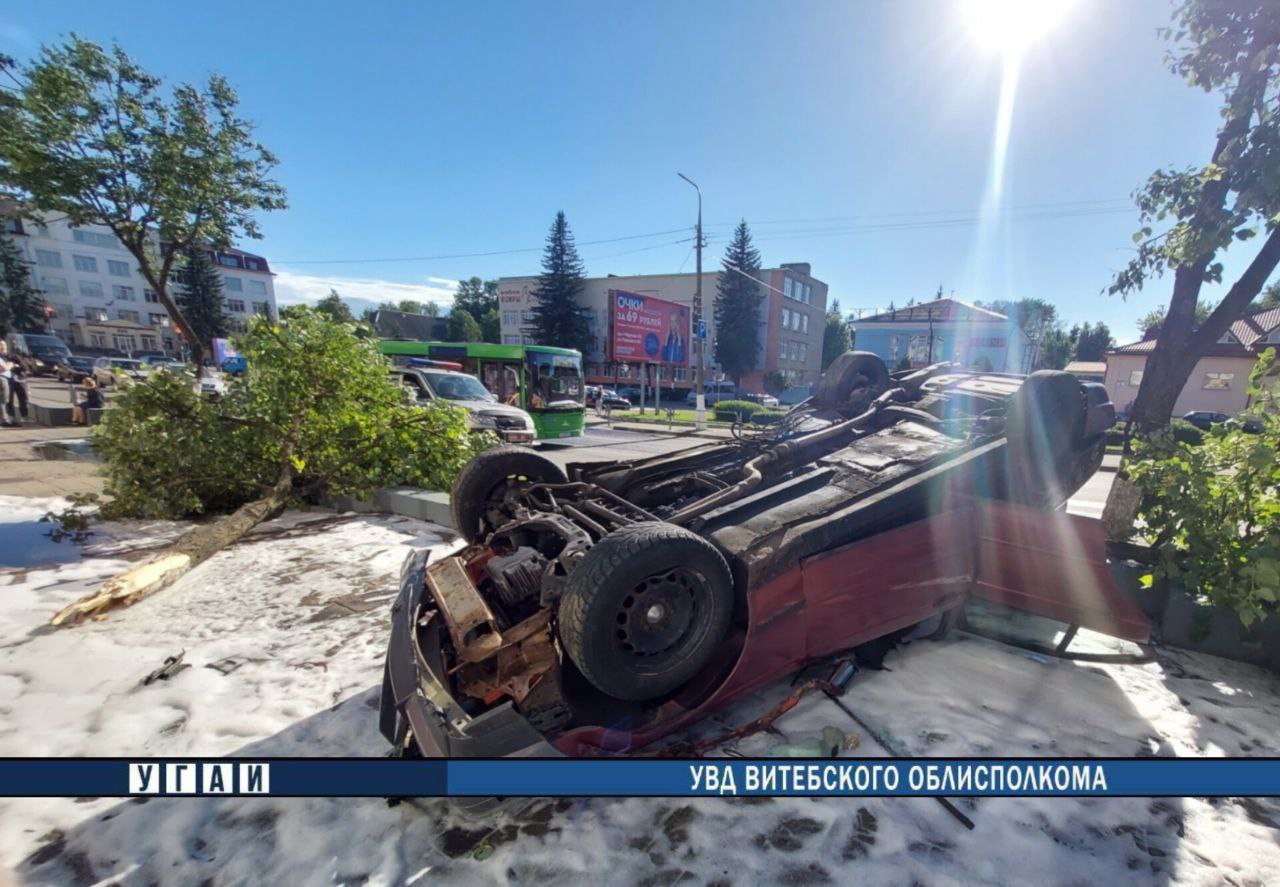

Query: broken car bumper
379;550;562;763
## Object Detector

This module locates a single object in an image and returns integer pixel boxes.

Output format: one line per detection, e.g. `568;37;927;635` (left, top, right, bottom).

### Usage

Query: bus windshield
425;372;495;403
525;350;583;410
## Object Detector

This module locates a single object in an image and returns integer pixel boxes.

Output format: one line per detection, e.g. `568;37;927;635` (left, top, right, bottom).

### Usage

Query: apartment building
496;262;828;393
4;210;276;355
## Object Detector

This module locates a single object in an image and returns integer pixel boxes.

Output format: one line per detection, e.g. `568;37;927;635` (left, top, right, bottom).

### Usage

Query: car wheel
450;446;568;543
1003;371;1086;507
812;351;890;411
558;522;734;702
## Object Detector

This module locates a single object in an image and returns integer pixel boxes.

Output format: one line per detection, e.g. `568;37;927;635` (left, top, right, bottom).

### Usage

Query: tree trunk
51;475;291;625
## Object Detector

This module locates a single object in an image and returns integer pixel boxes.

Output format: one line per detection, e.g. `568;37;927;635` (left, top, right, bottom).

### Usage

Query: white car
391;367;536;444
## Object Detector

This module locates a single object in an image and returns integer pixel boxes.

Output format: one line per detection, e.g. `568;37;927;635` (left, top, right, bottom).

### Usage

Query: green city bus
378;340;586;439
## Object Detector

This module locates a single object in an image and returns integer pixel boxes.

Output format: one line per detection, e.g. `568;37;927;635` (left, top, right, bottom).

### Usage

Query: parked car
5;332;72;377
593;388;632;413
738;391;780;409
616;385;642;404
381;354;1144;777
139;355;182;370
199;370;228;398
54;355;97;384
392;366;536;444
685;380;738;407
1181;410;1230;431
91;357;147;387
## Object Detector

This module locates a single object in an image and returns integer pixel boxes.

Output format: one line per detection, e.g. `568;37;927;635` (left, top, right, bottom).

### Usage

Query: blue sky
5;0;1264;342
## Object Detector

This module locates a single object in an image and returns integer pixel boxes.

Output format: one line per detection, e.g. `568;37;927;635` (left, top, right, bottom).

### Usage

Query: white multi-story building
3;210;276;356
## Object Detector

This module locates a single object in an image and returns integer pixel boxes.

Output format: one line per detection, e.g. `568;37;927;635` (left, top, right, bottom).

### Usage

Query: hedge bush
712;400;762;422
93;309;486;519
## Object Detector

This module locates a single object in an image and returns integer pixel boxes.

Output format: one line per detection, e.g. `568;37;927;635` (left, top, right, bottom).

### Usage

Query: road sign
697;319;707;340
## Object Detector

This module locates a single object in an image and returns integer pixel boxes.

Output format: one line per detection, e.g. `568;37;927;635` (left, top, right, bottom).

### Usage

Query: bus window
526;351;583;409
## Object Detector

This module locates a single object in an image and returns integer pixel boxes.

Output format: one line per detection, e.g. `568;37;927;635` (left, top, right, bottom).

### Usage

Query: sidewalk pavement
586;414;735;440
0;424;103;499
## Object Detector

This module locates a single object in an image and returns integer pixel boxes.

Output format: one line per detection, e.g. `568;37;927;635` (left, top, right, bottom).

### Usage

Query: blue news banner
2;758;1280;798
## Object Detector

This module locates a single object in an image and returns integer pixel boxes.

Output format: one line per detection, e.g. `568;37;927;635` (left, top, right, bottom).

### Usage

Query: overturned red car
380;354;1148;769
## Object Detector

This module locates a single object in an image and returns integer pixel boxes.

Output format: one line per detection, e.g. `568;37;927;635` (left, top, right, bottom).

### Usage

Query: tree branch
1189;225;1280;353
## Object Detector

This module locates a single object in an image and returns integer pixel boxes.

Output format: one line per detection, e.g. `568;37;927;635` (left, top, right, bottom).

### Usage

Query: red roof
1109;304;1280;358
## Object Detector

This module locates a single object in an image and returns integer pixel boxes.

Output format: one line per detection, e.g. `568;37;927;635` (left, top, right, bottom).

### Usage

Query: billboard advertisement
610;290;690;365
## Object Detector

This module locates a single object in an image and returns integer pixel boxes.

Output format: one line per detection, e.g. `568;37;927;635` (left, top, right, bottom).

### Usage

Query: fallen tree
52;309;484;624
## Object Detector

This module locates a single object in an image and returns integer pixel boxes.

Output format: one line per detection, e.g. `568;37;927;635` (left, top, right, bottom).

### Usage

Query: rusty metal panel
426;557;503;662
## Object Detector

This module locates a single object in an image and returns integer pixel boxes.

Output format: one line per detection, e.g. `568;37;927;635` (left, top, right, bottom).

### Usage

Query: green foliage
748;410;784;426
0;36;286;368
1038;326;1074;370
1256;280;1280;310
92;309;483;519
1072;321;1114;362
0;226;46;335
762;370;787;396
527;212;591;354
894;356;912;372
447;308;481;342
313;290;355;324
822;299;852;370
714;220;765;384
174;247;229;350
1127;348;1280;625
712;399;763;420
1137;300;1214;335
451;277;501;343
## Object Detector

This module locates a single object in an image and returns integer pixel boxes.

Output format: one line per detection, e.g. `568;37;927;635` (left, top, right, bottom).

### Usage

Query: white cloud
272;268;458;313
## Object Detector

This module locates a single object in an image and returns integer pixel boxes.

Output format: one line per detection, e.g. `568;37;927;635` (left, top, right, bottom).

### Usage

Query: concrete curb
326;487;455;530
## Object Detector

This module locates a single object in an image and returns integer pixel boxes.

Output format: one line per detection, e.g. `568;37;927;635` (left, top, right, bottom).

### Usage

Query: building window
1127;370;1144;387
248;278;267;295
113;285;135;301
804;284;812;304
79;281;104;299
801;314;809;334
144;289;159;303
87;308;109;322
117;309;140;323
502;311;519;326
800;343;808;362
73;254;98;273
228;299;246;313
41;276;69;295
224;276;243;292
783;278;793;299
781;307;790;328
503;335;520;345
113;334;134;352
107;260;130;277
36;249;62;268
252;301;271;315
1203;372;1234;390
72;229;118;249
90;333;107;348
140;335;157;350
149;312;170;327
793;312;802;331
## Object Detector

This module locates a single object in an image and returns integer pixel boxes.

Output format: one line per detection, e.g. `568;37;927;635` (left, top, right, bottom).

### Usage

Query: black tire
558;522;734;702
450;446;568;543
813;351;890;410
1004;371;1086;506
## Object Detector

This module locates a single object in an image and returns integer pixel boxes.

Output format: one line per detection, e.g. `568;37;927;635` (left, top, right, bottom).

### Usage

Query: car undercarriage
381;354;1143;764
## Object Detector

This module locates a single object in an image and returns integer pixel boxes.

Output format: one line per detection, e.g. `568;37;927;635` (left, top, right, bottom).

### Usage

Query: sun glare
963;0;1075;58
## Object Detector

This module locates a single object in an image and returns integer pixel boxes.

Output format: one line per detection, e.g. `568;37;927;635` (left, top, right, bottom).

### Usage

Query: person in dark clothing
72;377;104;425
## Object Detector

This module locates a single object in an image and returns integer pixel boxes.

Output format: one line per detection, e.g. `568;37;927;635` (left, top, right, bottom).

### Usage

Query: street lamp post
677;172;706;429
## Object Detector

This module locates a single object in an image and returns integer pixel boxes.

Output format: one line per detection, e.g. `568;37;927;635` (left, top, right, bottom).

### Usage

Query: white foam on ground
2;494;1279;886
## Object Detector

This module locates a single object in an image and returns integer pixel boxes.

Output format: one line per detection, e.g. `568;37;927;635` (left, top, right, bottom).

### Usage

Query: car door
971;500;1149;642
